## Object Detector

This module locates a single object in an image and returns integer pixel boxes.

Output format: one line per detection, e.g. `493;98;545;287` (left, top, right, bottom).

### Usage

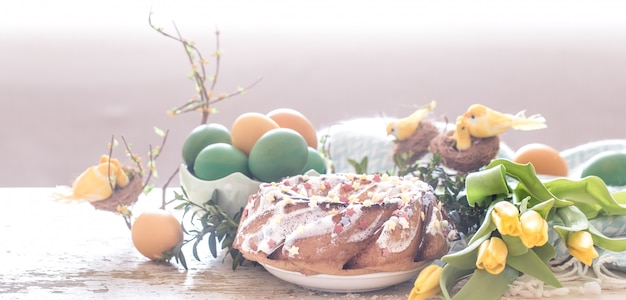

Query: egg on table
131;209;183;261
513;143;569;177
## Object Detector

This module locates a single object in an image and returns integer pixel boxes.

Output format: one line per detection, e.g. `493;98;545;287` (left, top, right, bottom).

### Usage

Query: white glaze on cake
234;173;451;275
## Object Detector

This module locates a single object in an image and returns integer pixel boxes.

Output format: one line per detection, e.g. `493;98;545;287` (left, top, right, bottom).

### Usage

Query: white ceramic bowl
179;164;261;217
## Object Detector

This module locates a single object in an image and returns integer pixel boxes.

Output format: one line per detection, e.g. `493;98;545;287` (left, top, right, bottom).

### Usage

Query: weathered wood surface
0;188;623;299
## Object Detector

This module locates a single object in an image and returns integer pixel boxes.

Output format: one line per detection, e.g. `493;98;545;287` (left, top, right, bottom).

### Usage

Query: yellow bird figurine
56;155;129;202
461;104;546;138
387;100;436;141
453;116;472;151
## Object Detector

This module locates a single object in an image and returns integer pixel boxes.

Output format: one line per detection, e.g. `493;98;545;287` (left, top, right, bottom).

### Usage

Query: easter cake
233;173;452;276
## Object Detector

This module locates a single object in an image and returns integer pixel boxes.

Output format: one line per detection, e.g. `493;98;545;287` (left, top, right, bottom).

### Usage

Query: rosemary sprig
171;188;245;270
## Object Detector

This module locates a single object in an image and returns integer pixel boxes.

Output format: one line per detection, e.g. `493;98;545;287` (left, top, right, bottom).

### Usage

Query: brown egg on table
131;209;183;261
267;108;318;149
231;112;280;155
513;143;569;177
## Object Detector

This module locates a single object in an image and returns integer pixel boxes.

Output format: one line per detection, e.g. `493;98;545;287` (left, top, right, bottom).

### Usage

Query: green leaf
451;267;520;300
467;201;497;244
545;176;626;219
533;242;557;264
440;264;473;300
487;159;570;207
555;206;589;232
442;234;489;270
153;126;167;137
208;231;217;258
507;248;562;288
588;223;626;252
465;165;510;207
501;234;528;256
530;198;555;220
347;157;368;174
612;190;626;204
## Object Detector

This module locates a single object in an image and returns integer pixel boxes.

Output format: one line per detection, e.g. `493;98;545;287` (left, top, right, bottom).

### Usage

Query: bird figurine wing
386;100;436;141
462;104;546;138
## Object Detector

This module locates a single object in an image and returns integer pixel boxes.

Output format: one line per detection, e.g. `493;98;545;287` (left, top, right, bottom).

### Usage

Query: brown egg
513;143;569;177
231;112;280;155
131;209;183;261
267;108;318;149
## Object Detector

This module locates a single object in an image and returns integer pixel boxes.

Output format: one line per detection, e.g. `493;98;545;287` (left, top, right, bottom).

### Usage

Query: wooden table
1;188;623;299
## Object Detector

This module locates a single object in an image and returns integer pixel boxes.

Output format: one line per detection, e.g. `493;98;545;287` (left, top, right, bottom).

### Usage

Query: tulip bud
567;231;599;266
409;264;443;300
491;201;522;236
519;210;549;248
476;237;508;275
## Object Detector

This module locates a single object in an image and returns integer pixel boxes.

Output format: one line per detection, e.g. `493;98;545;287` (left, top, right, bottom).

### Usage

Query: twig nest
429;130;499;173
392;120;440;165
90;167;143;212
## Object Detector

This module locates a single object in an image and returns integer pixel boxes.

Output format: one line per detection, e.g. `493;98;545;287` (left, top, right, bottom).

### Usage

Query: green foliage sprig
171;189;245;270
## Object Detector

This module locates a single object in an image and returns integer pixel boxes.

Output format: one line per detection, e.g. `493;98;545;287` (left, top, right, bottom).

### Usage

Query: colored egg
193;143;250;181
231;112;279;155
302;147;327;174
513;143;568;177
131;209;183;261
267;108;318;149
182;123;232;167
581;151;626;186
248;128;308;182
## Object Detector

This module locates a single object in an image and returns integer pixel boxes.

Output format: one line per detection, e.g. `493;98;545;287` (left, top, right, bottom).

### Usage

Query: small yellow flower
408;264;443;300
476;237;508;275
491;201;522;236
567;231;599;266
519;210;549;248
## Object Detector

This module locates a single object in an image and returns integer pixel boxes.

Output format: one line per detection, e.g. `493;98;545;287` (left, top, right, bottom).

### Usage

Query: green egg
182;123;232;168
581;151;626;186
248;128;308;182
302;147;327;174
193;143;250;181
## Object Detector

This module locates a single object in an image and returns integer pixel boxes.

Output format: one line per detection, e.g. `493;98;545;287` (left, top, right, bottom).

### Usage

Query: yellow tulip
408;264;443;300
519;210;549;248
476;237;508;275
491;201;522;236
567;231;599;266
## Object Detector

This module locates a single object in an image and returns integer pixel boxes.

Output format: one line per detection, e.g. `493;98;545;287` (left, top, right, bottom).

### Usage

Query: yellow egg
131;209;183;261
267;108;318;149
513;143;569;177
231;112;279;155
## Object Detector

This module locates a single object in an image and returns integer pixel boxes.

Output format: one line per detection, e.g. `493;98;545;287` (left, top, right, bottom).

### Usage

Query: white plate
260;263;428;293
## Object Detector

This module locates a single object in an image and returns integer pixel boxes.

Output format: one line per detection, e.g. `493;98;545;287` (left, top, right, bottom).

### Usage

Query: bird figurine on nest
386;100;439;164
452;116;472;151
430;104;547;173
386;100;437;141
454;104;547;150
56;155;129;202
